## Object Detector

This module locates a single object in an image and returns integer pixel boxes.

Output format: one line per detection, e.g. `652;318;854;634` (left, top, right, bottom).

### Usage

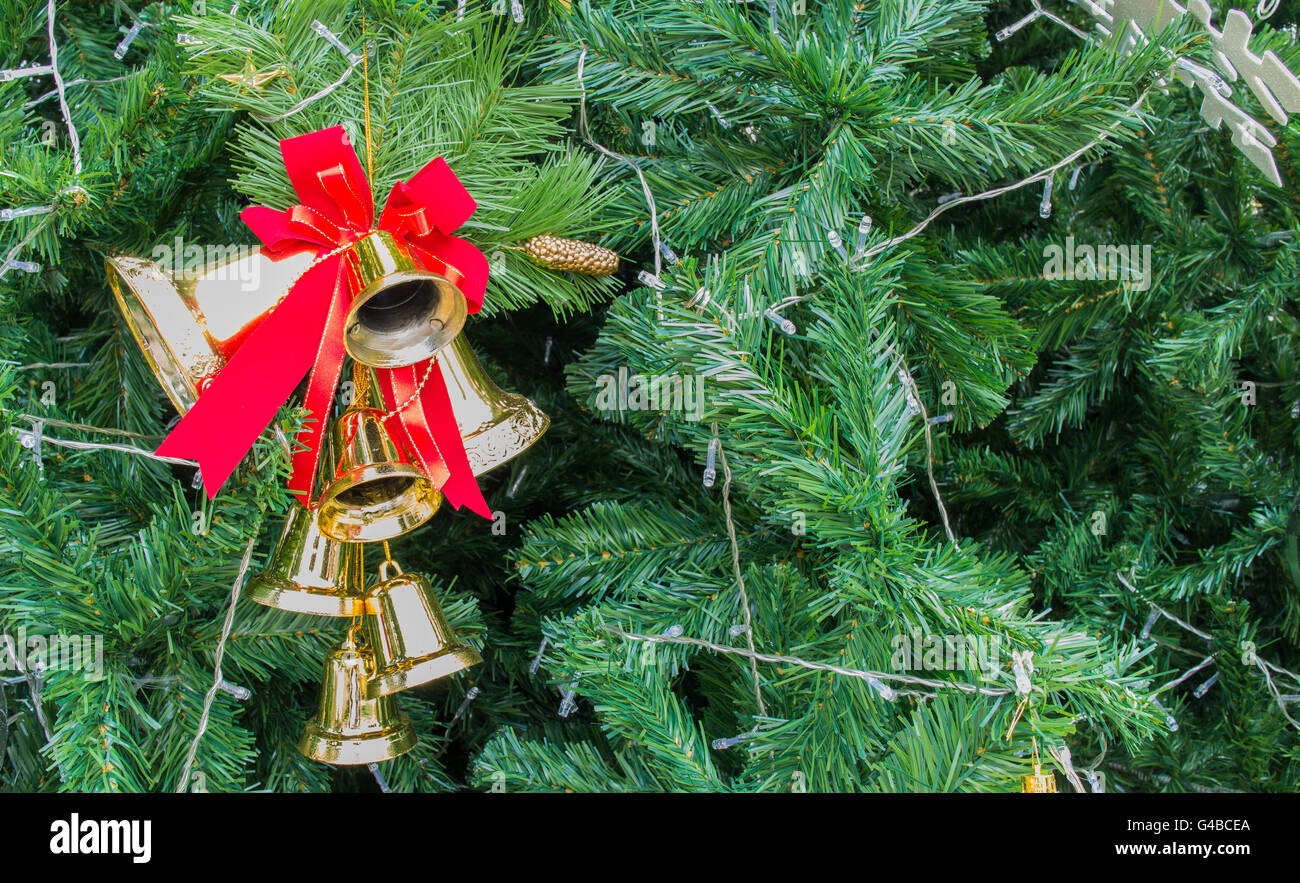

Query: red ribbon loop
156;125;492;519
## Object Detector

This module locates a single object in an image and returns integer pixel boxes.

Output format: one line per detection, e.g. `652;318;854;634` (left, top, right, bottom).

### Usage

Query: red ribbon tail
288;257;353;503
423;370;491;518
375;362;490;519
155;258;343;499
375;363;452;496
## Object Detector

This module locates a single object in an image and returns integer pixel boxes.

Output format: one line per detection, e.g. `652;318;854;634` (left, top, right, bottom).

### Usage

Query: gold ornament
1022;763;1058;792
299;631;417;765
105;249;315;414
103;229;468;415
315;394;441;543
104;246;551;477
216;61;288;91
362;557;482;698
439;334;549;476
522;234;619;276
1022;738;1057;792
244;501;366;616
343;229;468;369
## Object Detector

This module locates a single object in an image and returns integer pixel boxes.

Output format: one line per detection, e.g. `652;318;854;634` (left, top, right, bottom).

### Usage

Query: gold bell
1022;756;1058;793
105;248;316;413
104;230;468;412
105;247;547;476
244;502;366;616
439;335;550;476
362;558;482;698
343;230;468;369
315;401;441;543
299;632;417;765
1022;769;1058;792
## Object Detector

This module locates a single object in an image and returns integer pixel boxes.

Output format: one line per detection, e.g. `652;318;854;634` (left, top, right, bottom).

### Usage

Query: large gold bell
104;230;468;413
315;405;441;543
440;335;550;476
362;559;481;698
105;248;315;413
343;230;467;369
244;501;366;616
105;247;548;476
299;632;417;765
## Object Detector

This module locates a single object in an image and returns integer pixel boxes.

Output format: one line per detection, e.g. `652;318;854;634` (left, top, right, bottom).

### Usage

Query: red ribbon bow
156;125;491;518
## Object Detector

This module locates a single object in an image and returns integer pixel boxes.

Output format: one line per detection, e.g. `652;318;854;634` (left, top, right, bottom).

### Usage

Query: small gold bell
362;558;482;698
1022;762;1058;793
244;502;366;616
315;390;441;542
343;230;468;369
299;632;418;765
439;334;549;476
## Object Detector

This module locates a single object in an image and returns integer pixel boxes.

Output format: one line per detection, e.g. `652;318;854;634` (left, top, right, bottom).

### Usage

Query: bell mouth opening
299;716;417;765
243;576;366;618
105;257;207;414
365;645;484;699
355;280;433;330
345;271;467;369
333;475;417;507
316;465;440;543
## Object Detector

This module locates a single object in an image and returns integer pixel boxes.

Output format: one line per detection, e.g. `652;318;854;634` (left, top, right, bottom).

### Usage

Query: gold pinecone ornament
523;234;619;276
